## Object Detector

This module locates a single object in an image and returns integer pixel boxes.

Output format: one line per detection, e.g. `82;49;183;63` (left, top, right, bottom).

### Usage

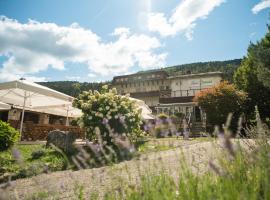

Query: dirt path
4;140;225;199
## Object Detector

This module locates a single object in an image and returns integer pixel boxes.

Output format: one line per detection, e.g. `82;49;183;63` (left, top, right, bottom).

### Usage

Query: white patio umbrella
128;97;154;120
0;79;81;138
0;101;11;110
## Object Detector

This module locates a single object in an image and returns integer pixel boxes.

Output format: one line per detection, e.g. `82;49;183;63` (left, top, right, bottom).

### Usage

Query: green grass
105;138;270;200
137;137;212;154
0;144;68;182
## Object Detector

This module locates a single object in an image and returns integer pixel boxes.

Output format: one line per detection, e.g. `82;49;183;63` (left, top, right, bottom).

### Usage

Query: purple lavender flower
102;118;109;125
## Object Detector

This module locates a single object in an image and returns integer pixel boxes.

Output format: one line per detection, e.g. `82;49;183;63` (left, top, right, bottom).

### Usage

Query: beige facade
112;70;170;110
112;71;223;117
170;72;223;97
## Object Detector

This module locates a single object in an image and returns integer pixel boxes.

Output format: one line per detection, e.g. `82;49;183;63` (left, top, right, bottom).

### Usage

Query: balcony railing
168;89;202;98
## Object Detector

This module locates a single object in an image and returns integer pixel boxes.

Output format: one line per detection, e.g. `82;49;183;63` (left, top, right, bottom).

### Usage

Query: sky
0;0;269;83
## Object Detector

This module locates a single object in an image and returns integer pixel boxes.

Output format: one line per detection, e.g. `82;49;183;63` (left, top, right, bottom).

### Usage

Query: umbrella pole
19;92;27;141
66;106;69;126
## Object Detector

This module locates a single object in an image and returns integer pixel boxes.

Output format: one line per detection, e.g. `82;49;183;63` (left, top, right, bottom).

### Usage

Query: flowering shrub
144;113;178;138
73;85;143;145
0;120;19;151
194;81;247;132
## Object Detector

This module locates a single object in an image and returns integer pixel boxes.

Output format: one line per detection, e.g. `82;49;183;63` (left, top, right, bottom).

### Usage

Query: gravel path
3;140;229;199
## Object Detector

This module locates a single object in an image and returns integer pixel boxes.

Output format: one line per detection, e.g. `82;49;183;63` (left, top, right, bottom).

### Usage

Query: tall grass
1;114;269;200
104;115;270;200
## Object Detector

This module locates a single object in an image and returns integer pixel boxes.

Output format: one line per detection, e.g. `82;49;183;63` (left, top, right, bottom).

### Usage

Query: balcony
130;90;160;98
158;89;202;104
159;96;194;104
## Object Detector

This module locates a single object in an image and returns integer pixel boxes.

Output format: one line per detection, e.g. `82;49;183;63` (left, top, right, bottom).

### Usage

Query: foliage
251;26;270;88
73;85;143;144
0;144;68;183
163;59;241;81
31;149;46;160
39;81;109;97
0;120;20;151
145;114;179;138
194;81;247;132
234;28;270;121
106;118;270;200
157;113;169;120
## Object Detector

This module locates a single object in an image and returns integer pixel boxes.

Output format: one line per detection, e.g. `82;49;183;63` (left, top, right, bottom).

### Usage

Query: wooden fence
9;120;85;141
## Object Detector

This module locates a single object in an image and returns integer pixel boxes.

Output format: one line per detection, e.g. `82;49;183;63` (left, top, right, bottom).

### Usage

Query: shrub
31;150;46;160
73;85;143;146
148;114;178;138
194;81;247;132
0;120;19;151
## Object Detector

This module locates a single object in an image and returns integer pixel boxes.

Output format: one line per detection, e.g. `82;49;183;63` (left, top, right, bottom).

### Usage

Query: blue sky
0;0;269;82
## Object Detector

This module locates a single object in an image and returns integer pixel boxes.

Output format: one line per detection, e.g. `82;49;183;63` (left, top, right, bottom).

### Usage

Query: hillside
164;59;242;81
39;59;242;97
39;81;109;97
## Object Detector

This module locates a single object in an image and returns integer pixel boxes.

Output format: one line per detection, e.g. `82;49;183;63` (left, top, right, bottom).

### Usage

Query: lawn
0;137;211;183
0;144;68;183
137;137;212;154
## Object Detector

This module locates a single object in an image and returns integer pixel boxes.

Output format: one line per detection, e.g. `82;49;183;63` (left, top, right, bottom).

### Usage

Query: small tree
73;85;143;144
0;120;20;151
194;81;247;132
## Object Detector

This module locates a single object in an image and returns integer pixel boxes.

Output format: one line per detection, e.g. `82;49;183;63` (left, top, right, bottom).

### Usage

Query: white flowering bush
73;85;143;145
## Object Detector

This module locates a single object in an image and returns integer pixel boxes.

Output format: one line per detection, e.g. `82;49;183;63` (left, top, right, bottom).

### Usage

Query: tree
234;26;270;121
253;26;270;88
193;81;247;132
73;85;143;144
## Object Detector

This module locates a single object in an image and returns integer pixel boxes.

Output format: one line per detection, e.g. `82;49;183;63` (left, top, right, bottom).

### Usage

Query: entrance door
195;106;201;122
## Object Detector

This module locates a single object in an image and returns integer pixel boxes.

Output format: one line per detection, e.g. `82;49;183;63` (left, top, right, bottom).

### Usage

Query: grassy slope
0;144;67;182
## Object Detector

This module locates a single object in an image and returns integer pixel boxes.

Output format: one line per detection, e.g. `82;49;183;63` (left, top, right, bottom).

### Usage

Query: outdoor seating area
0;79;83;140
0;79;154;141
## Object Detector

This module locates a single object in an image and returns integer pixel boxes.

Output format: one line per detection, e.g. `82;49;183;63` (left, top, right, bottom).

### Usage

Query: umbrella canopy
128;97;154;120
0;80;82;136
0;101;11;110
0;80;81;117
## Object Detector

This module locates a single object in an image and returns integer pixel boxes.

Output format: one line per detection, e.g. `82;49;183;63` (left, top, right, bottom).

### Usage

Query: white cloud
148;0;225;39
88;73;97;78
0;16;167;82
252;0;270;14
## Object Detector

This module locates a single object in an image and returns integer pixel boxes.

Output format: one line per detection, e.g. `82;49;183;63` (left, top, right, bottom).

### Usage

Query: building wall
8;109;21;121
170;74;222;97
114;79;170;94
112;71;223;114
139;96;160;107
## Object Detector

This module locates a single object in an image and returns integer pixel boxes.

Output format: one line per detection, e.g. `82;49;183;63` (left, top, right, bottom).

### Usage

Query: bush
194;81;247;132
73;85;143;146
148;114;178;138
0;120;19;151
31;150;46;160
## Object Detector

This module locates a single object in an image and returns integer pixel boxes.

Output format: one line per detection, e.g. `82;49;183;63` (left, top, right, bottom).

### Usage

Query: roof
168;71;223;79
0;80;81;117
113;69;168;80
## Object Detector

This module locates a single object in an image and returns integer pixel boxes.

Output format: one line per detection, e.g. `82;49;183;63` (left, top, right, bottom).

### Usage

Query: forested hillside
39;59;242;97
39;81;109;97
163;59;241;81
